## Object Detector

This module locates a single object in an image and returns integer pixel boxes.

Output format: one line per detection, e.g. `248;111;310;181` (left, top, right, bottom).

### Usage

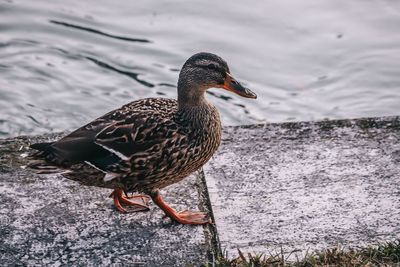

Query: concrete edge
197;168;223;263
237;115;400;130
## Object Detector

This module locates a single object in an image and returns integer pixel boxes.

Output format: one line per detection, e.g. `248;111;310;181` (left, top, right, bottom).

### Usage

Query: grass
206;240;400;267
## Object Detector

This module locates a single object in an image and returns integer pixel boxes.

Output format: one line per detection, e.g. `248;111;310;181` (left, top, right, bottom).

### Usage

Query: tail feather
29;142;66;172
29;141;69;166
30;142;54;151
27;159;63;174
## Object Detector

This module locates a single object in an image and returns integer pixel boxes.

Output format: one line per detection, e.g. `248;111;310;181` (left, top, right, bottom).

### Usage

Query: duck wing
31;98;179;173
93;102;181;173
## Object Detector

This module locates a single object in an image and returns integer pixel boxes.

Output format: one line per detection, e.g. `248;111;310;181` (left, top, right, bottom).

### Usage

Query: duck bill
220;73;257;99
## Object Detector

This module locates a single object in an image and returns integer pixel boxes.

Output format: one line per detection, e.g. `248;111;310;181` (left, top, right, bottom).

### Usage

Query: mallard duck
30;52;257;224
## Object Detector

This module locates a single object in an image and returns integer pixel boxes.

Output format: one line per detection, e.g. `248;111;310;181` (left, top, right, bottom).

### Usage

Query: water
1;0;400;138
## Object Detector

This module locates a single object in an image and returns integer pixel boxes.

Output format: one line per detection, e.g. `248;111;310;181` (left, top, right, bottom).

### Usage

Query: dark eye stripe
206;63;219;70
195;63;224;74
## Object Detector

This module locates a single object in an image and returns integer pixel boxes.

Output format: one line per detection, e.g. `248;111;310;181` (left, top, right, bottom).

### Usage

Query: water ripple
84;56;155;88
49;20;152;43
0;0;400;137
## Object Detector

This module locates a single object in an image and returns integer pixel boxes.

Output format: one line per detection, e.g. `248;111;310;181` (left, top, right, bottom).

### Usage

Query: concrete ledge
204;116;400;257
1;116;399;265
0;135;211;266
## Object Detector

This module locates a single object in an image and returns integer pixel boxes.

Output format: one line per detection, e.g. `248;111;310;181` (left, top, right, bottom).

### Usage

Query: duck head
177;52;257;107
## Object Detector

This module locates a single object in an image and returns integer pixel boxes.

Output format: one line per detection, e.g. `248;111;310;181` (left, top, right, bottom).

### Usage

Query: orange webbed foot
151;189;212;225
175;210;212;224
110;188;150;213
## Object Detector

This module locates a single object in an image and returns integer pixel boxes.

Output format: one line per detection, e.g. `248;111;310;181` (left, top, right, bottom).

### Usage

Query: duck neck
176;85;220;129
177;82;208;110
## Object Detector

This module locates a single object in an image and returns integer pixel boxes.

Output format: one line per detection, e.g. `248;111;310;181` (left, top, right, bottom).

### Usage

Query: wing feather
32;98;181;177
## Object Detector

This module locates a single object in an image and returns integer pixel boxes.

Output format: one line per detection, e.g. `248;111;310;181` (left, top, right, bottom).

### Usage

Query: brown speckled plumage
97;97;222;193
30;52;256;224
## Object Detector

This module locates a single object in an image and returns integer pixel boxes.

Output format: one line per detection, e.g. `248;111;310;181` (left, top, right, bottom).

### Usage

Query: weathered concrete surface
0;135;211;266
204;116;400;257
2;116;400;265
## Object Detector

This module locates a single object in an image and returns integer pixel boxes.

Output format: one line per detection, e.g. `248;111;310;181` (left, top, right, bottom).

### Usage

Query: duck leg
110;188;150;213
150;189;211;225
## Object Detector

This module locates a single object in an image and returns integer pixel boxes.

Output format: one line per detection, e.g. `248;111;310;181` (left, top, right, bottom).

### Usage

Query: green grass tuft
205;240;400;267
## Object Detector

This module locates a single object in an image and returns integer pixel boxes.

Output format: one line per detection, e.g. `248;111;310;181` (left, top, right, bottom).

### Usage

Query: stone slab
0;135;211;267
204;117;400;257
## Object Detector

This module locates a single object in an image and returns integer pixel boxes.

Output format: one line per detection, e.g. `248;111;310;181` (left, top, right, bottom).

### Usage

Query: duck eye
206;64;218;70
206;64;225;76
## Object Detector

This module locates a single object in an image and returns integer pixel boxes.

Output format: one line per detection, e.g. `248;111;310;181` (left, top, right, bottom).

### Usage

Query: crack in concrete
197;168;223;263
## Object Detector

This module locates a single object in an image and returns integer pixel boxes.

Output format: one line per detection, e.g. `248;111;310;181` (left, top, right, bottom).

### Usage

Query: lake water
1;0;400;138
